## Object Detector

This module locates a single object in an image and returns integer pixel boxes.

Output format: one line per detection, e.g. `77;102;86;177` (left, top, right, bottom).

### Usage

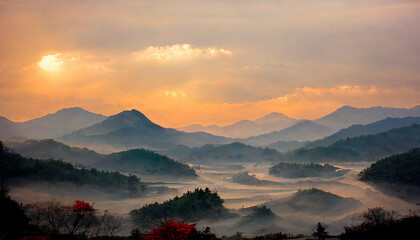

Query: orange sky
1;0;420;128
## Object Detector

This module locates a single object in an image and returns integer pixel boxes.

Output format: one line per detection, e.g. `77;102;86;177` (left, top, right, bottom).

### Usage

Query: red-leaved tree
143;221;196;240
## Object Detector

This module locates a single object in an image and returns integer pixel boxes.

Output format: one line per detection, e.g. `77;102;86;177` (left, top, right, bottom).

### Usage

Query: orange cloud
132;44;233;62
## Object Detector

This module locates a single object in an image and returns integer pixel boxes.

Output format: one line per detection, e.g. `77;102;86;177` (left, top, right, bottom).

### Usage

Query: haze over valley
1;1;420;239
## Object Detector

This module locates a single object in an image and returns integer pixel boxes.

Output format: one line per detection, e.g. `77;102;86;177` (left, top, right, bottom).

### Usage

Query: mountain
179;112;299;138
6;139;197;178
62;109;229;150
0;107;107;139
307;116;420;148
264;188;361;216
163;142;282;164
244;120;334;146
315;105;420;131
283;124;420;162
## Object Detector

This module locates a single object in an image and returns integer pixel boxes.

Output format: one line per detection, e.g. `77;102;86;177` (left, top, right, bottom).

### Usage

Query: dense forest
269;162;349;178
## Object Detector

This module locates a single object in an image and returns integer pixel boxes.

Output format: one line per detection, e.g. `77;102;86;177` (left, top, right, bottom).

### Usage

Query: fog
9;161;419;237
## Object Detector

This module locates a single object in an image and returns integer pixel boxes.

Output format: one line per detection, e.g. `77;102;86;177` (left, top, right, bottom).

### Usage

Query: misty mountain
179;112;298;138
283;124;420;162
0;107;107;139
264;188;361;216
306;116;420;148
315;105;420;131
163;142;281;164
6;139;196;178
6;139;102;165
244;120;334;146
62;109;229;150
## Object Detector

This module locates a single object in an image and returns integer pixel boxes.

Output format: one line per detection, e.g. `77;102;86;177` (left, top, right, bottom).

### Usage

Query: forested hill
6;139;196;178
359;148;420;187
0;141;145;194
280;124;420;162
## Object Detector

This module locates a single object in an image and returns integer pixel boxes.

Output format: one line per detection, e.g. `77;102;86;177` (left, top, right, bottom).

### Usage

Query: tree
0;182;29;240
362;207;399;226
313;222;328;240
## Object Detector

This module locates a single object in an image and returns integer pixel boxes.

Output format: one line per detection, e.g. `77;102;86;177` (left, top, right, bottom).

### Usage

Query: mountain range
180;112;299;138
61;109;228;150
0;107;106;139
2;105;420;151
179;105;420;139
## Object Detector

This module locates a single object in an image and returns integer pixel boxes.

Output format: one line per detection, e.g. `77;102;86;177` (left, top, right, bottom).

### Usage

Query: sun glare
38;54;63;72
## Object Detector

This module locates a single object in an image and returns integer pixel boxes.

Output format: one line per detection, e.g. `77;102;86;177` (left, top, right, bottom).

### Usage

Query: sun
38;54;63;72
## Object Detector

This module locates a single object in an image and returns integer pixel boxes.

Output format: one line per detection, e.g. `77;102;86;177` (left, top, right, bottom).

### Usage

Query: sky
1;0;420;127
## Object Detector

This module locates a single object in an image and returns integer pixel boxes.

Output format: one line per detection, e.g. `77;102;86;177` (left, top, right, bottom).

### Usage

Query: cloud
34;52;114;73
132;44;233;62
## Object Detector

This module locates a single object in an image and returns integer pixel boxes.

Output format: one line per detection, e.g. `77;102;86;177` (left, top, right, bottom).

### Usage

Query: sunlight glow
38;54;63;72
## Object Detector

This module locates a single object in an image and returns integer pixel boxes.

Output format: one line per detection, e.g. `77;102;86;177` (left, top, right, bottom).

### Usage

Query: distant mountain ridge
283;124;420;162
61;109;229;150
179;112;299;138
180;105;420;140
306;116;420;148
315;105;420;131
0;107;107;139
243;120;334;146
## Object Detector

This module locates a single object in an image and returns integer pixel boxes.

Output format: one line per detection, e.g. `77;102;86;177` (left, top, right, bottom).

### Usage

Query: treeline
0;141;145;194
269;162;349;178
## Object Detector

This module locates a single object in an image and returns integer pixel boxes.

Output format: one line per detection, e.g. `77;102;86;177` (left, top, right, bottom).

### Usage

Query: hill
282;124;420;162
307;116;420;148
62;109;228;150
228;171;281;186
0;107;107;139
359;148;420;187
269;162;349;178
315;105;420;131
264;188;361;216
164;142;282;164
244;120;333;146
6;139;197;178
130;188;227;227
0;142;146;195
99;149;197;177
